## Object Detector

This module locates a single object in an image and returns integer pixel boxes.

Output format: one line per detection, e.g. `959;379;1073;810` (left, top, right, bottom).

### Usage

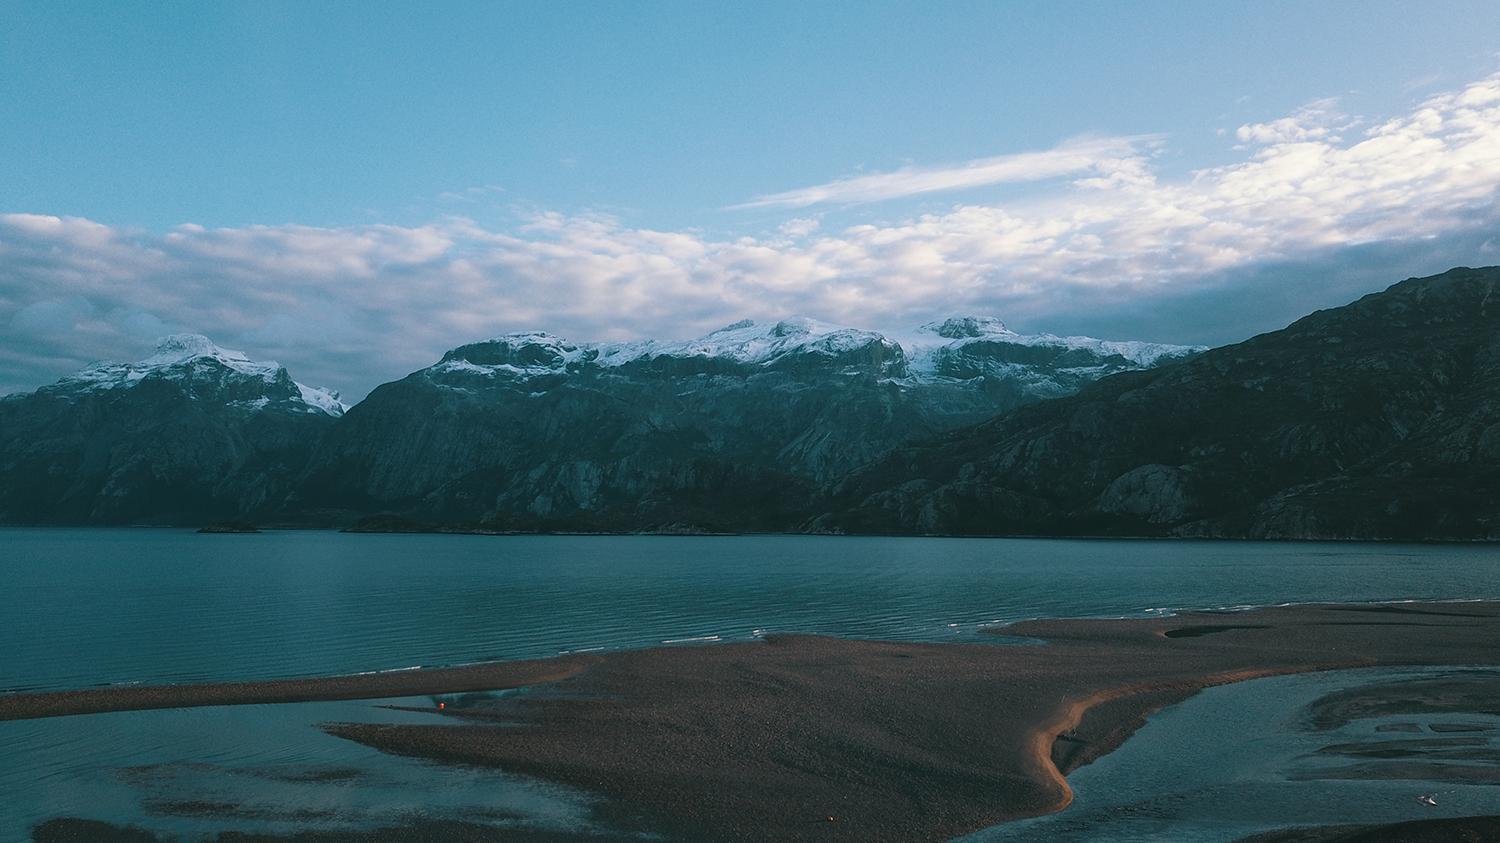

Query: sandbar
6;601;1500;841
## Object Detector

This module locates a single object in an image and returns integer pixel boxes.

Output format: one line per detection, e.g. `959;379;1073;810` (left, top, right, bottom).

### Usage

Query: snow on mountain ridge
51;334;347;416
916;316;1013;339
138;334;281;379
445;318;893;373
433;317;1203;382
637;317;892;366
896;322;1203;371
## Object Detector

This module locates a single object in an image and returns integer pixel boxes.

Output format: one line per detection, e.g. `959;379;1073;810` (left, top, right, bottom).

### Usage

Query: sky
3;1;1500;399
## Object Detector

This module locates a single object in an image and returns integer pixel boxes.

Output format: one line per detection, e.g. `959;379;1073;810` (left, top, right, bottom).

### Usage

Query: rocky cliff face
819;267;1500;541
290;317;1198;530
0;336;344;524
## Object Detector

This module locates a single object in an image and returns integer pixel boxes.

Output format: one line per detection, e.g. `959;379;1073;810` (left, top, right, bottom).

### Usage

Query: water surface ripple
3;529;1497;694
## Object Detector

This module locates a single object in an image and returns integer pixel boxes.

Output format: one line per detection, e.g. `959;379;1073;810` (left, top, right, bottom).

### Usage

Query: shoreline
5;523;1500;544
0;655;597;722
6;602;1500;840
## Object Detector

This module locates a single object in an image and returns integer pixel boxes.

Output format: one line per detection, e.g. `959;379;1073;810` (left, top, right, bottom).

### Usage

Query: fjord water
3;529;1500;693
3;530;1500;839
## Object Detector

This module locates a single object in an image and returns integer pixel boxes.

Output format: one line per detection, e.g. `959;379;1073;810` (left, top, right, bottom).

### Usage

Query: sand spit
0;656;596;721
7;602;1500;841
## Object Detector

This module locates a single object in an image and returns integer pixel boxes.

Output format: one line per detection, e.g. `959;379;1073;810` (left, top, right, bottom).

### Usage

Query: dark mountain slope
818;267;1500;540
0;336;344;524
289;318;1197;530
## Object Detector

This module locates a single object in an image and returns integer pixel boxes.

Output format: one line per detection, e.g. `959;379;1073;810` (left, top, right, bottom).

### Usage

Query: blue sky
3;1;1500;398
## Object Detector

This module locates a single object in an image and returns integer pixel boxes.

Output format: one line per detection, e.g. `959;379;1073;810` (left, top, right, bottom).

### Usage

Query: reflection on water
969;668;1500;843
0;692;598;840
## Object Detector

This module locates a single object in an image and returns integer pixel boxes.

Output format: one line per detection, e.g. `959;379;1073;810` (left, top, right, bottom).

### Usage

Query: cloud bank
3;73;1499;400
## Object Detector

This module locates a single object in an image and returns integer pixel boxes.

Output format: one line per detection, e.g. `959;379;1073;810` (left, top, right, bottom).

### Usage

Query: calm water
0;692;600;840
3;529;1499;693
3;530;1499;839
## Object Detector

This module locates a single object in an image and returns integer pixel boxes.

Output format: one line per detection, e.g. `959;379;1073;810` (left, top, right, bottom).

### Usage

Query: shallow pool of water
0;691;598;840
970;667;1500;842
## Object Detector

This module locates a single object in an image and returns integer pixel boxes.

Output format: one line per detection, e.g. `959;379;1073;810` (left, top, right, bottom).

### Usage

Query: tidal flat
8;602;1500;841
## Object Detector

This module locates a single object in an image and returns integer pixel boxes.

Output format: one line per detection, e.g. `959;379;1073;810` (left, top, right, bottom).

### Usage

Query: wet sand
0;655;596;721
1236;815;1500;842
7;602;1500;841
29;817;631;842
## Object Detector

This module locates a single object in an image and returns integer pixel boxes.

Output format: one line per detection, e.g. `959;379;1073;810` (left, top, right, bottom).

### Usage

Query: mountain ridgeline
1;318;1194;529
3;266;1498;539
821;266;1500;540
0;336;345;524
291;317;1196;530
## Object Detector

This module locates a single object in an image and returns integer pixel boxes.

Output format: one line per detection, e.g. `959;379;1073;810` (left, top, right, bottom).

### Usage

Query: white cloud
1235;97;1347;145
3;72;1500;399
778;217;821;239
730;135;1162;209
437;184;507;203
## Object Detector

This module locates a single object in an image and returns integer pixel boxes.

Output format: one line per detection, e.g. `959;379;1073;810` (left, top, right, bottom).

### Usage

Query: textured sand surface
9;602;1500;841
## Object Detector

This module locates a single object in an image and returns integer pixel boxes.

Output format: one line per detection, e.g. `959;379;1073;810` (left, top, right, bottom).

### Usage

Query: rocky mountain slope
0;336;344;524
289;317;1199;530
818;267;1500;540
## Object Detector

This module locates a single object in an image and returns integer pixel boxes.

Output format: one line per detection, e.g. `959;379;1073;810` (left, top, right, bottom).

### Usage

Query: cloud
1235;97;1347;145
3;72;1500;401
730;135;1162;209
437;184;507;203
777;217;821;239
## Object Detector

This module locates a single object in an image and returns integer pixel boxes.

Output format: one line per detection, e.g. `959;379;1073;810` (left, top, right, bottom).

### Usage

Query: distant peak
771;316;849;337
45;334;346;417
448;332;580;354
705;317;852;340
145;333;245;364
493;330;567;343
772;318;812;337
919;316;1012;339
710;319;756;334
154;333;217;354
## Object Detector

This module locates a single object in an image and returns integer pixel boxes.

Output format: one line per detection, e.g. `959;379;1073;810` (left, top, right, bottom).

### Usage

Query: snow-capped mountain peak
47;335;347;416
420;315;1203;394
138;334;279;376
641;317;891;367
896;317;1205;374
917;316;1014;339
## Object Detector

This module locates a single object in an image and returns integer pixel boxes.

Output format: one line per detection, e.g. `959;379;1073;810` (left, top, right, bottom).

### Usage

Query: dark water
4;529;1498;693
2;530;1499;839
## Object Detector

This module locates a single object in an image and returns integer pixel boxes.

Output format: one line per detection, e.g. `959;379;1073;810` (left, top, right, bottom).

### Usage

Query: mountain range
3;266;1496;539
820;266;1500;540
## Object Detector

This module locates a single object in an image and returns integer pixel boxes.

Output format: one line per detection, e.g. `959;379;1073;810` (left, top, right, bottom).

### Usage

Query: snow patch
49;334;347;416
424;316;1204;386
297;382;347;417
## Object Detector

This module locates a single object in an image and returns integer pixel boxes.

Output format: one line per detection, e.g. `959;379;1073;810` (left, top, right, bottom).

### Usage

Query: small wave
351;665;423;676
1203;596;1487;614
661;635;721;644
